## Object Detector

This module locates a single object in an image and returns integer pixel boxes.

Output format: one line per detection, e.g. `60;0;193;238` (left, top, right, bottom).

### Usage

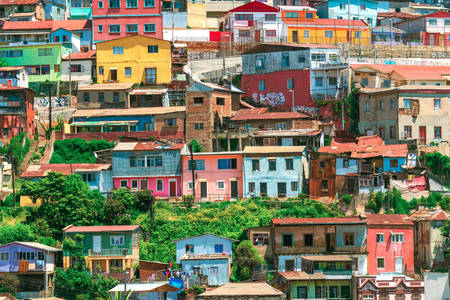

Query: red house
0;85;35;140
366;214;414;275
92;0;163;43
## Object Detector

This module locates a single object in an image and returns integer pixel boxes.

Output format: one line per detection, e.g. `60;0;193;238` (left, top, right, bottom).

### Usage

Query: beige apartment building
359;86;450;145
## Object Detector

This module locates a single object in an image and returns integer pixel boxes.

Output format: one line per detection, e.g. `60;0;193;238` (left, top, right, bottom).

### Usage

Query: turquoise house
336;158;359;175
243;146;305;199
316;0;379;27
172;233;237;286
50;28;81;53
0;43;71;84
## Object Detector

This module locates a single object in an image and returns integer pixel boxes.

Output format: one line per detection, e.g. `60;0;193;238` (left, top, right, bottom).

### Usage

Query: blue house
68;0;92;19
45;1;66;20
172;233;237;286
315;0;379;27
0;241;61;298
371;25;405;45
50;28;82;53
243;146;305;198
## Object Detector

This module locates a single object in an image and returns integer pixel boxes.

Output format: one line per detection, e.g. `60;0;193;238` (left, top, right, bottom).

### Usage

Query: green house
62;225;142;276
0;43;71;84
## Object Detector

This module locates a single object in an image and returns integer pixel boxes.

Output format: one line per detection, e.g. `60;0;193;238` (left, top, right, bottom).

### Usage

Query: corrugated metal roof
1;19;91;31
232;111;310;121
0;241;61;252
367;214;413;226
21;163;111;178
243;146;305;154
63;225;140;233
172;233;238;243
228;1;280;13
110;282;178;293
199;283;284;297
272;217;366;225
408;209;449;221
113;142;185;152
63;50;96;60
301;255;353;262
278;271;325;280
78;83;134;91
0;0;39;5
72;106;185;118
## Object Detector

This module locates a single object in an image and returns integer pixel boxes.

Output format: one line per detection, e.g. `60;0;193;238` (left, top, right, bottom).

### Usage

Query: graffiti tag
294;105;318;116
252;92;285;106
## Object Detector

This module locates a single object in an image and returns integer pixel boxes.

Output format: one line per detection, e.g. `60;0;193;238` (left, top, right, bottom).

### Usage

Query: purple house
0;241;61;298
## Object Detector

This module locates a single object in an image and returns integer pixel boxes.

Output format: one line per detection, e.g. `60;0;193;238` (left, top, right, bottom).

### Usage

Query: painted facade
356;275;424;300
0;0;46;20
50;28;81;53
111;142;185;198
173;233;237;286
68;0;92;19
45;0;66;20
243;146;305;199
181;151;243;202
61;51;96;85
91;0;163;43
96;35;171;85
0;66;28;88
315;0;379;27
366;214;414;275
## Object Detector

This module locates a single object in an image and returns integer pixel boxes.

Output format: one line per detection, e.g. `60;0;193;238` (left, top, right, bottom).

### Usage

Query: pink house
181;151;243;201
92;0;163;43
112;142;185;198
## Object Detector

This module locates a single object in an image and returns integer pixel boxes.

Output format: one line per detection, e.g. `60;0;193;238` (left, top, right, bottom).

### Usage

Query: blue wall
316;0;379;27
0;243;51;272
74;29;92;47
383;157;406;173
45;2;66;20
336;158;359;175
181;258;230;286
335;224;367;248
75;170;113;194
174;234;234;263
73;115;155;132
50;28;77;43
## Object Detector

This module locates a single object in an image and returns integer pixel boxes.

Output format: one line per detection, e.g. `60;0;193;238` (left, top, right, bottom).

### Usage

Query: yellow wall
96;35;171;85
187;3;206;29
287;26;371;45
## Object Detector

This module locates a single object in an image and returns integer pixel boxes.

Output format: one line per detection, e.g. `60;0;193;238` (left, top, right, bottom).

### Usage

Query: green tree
62;234;85;269
54;268;92;300
0;223;36;244
0;274;19;294
50;138;114;163
233;240;264;281
189;139;203;153
441;220;450;259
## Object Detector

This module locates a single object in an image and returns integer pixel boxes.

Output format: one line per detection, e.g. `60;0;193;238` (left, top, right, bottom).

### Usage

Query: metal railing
87;248;129;256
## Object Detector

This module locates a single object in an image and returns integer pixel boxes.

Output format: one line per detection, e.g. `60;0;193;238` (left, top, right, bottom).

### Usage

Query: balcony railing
314;269;352;275
88;248;129;256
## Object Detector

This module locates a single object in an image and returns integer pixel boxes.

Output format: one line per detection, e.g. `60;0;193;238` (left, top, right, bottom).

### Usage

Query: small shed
109;282;179;300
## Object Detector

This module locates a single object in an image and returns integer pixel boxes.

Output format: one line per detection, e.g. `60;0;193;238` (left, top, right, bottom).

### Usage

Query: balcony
87;248;129;257
315;269;352;276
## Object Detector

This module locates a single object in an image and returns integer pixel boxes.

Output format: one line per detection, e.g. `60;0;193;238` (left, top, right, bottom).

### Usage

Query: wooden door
230;181;238;199
140;179;147;191
200;182;207;199
93;236;101;255
255;30;261;42
292;30;298;43
419;126;426;145
110;69;117;82
169;180;177;197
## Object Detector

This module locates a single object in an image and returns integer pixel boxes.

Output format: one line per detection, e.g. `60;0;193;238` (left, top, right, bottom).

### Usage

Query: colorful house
68;0;92;19
0;86;35;140
111;142;185;198
371;25;405;45
50;28;82;53
366;214;414;275
356;274;424;300
315;0;379;27
0;241;61;298
96;35;171;85
243;146;305;198
91;0;163;43
62;225;142;278
181;150;243;202
0;0;46;21
0;66;29;88
172;233;237;286
62;50;96;85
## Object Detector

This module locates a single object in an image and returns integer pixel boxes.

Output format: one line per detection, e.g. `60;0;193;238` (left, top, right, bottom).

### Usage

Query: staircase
18;138;39;175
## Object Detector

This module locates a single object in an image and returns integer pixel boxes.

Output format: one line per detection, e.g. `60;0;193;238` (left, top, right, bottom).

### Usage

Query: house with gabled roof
356;274;424;300
0;0;46;21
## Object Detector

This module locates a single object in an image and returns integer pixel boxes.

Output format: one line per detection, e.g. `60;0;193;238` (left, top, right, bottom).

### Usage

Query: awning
71;120;138;126
130;88;168;95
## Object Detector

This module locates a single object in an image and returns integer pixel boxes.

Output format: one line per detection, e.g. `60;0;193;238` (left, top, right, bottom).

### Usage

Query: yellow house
96;35;171;85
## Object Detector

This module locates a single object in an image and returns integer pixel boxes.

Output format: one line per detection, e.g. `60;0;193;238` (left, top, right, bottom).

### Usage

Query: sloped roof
0;0;39;5
21;163;111;178
232;110;310;121
113;142;185;152
284;18;368;27
301;255;353;262
377;12;422;20
78;83;134;91
371;25;405;34
243;146;305;154
228;1;280;13
63;50;96;60
408;209;449;221
110;282;179;293
0;241;61;252
72;106;185;118
367;214;413;226
199;283;284;297
172;233;238;243
63;225;141;233
390;65;450;80
272;217;366;225
1;20;91;31
351;64;395;73
278;271;325;280
0;66;26;72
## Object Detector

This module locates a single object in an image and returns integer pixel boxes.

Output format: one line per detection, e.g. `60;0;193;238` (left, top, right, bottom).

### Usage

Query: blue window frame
126;0;137;7
217;158;237;170
214;244;223;253
144;23;156;32
144;0;155;7
98;25;103;32
148;45;158;53
109;24;121;33
403;99;411;109
127;24;138;32
109;0;120;7
188;159;205;171
113;46;124;55
125;67;132;77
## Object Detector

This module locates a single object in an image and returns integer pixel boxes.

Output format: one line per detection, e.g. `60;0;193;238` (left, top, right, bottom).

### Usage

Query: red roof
351;64;395;74
2;19;91;31
231;109;310;121
272;217;366;225
284;18;368;27
228;1;280;13
63;225;141;233
367;214;413;226
63;50;96;60
0;0;39;5
21;163;111;178
377;12;421;20
0;66;26;71
114;142;185;152
390;65;450;80
356;135;384;146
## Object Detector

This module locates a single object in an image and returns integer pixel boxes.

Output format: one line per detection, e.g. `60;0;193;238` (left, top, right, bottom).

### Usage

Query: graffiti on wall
294;105;318;116
252;92;285;106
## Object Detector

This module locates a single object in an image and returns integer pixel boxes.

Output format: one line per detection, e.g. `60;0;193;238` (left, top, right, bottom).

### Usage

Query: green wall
291;279;351;299
64;232;133;256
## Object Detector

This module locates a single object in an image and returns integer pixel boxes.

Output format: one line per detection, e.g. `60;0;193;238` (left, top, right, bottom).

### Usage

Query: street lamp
288;89;295;112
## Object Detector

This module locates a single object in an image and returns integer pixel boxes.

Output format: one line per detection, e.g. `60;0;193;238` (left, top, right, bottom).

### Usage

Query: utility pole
11;143;15;208
68;53;72;107
345;0;351;131
189;143;196;201
171;0;175;43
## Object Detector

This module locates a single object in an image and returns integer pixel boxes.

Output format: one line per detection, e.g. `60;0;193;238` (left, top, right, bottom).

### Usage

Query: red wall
241;70;313;111
367;226;414;275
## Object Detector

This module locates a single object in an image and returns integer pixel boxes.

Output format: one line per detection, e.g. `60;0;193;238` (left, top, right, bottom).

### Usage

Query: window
268;159;276;171
360;3;366;9
187;182;193;190
38;48;52;56
144;23;156;32
339;2;345;9
127;24;138;32
321;179;328;191
285;158;294;170
379;127;385;139
315;77;323;87
125;67;132;77
354;31;361;38
260;182;267;196
376;233;385;243
311;53;326;61
361;77;369;87
148;45;158;53
82;173;94;182
428;19;437;25
256;55;264;70
97;24;103;33
144;0;154;6
265;14;276;21
164;118;176;126
145;68;156;83
113;46;123;54
83;92;89;102
291;181;298;192
285;259;295;271
99;66;104;75
395;294;405;300
188;159;205;171
253;233;269;246
298;55;306;63
131;179;138;190
248;182;255;193
113;92;119;102
0;50;22;57
110;236;124;245
217;158;237;170
390;99;396;110
216;97;225;105
380;295;388;300
286;12;298;18
404;126;412;138
282;234;293;247
329;77;337;86
217;181;225;189
344;232;355;246
403;99;411;109
391;159;398;168
99;92;104;102
364;101;369;112
304;30;309;38
363;295;375;300
214;244;223;253
194;97;203;105
194;123;204;130
146;156;163;167
235;14;252;20
392;233;404;243
390;126;396;139
259;79;266;91
305;12;313;18
325;30;333;38
412;294;420;300
252;159;259;171
282;52;289;67
109;24;121;33
120;180;128;188
0;252;9;260
304;234;313;246
98;1;103;8
185;244;194;254
379;100;384;111
435;126;442;138
434;98;441;110
265;30;276;37
287;78;294;89
126;0;137;7
71;64;83;72
156;179;163;191
109;0;120;7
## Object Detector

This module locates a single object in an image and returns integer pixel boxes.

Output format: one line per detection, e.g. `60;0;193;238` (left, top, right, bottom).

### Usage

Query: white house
0;66;29;88
61;50;95;85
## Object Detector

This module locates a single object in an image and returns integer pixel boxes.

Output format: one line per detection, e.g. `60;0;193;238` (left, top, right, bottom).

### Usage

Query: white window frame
131;179;139;190
110;235;124;246
120;180;128;188
156;179;164;191
391;233;404;243
217;180;225;189
376;233;385;243
187;182;193;190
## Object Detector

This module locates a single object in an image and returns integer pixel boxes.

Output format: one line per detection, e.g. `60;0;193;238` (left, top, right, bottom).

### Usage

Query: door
200;182;207;199
297;286;308;298
255;30;261;42
140;179;148;191
169;180;177;197
430;34;435;46
292;30;298;43
230;181;238;199
93;236;101;255
419;126;426;145
395;257;403;273
277;182;286;198
209;267;218;285
260;182;267;197
110;69;117;82
326;233;335;252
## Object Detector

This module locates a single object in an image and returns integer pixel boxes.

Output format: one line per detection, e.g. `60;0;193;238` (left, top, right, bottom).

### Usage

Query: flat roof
301;255;353;262
72;106;185;118
243;146;305;154
199;283;284;297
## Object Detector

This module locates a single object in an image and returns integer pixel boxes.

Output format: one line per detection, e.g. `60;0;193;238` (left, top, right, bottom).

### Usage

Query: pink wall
367;226;414;275
181;153;243;201
113;176;181;198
